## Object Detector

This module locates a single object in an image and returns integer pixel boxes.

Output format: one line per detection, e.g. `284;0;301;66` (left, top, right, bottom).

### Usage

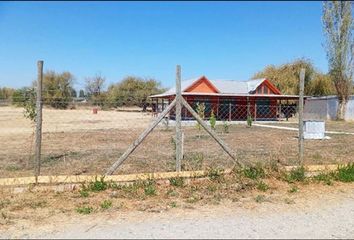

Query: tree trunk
336;98;347;121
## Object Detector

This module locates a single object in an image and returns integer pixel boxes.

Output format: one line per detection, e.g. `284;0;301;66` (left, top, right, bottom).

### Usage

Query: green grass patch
169;177;185;187
76;206;93;214
286;166;306;183
288;185;299;193
87;176;108;192
337;164;354;182
256;181;269;192
207;168;224;182
143;180;157;196
100;200;112;209
79;190;89;198
243;164;265;180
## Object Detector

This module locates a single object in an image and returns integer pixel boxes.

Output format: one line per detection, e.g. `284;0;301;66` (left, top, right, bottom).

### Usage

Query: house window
263;85;270;94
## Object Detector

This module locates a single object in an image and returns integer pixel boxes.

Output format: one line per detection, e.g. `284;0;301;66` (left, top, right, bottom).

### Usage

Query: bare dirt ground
1;182;353;239
1;106;354;178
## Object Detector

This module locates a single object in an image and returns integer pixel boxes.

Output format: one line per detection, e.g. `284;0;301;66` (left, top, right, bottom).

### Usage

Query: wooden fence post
35;60;43;183
298;68;305;165
175;65;182;172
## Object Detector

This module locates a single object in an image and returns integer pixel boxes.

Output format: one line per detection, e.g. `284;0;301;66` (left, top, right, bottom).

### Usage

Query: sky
0;1;328;91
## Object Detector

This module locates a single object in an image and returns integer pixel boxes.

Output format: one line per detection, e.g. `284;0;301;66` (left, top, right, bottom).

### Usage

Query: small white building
304;95;354;121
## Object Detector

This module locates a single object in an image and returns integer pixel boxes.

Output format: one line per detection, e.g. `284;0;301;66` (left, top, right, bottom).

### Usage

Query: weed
337;163;354;182
207;168;224;182
170;202;177;208
166;189;179;197
288;185;298;193
5;165;21;171
247;115;253;127
88;176;108;192
169;177;185;187
186;195;199;204
209;110;216;130
207;184;218;193
284;197;295;204
0;200;10;210
79;190;89;198
30;201;47;209
255;194;266;203
76;206;93;214
286;166;306;183
243;164;265;180
100;200;112;209
222;121;230;133
183;152;204;171
144;180;157;196
313;172;334;185
256;181;269;192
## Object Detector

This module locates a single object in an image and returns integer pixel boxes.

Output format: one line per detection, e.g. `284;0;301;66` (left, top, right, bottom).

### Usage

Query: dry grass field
1;106;354;178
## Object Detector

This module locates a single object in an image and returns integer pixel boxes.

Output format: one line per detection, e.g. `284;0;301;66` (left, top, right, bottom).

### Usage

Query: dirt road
3;186;354;239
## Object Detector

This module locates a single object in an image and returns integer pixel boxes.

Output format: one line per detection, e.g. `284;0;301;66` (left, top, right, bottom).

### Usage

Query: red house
150;76;299;121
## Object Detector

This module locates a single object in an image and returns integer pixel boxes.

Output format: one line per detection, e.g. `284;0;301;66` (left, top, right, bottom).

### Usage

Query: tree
79;89;85;98
41;70;75;109
252;59;316;95
85;73;105;97
0;87;15;100
307;73;336;96
71;89;77;98
322;1;354;120
107;76;164;111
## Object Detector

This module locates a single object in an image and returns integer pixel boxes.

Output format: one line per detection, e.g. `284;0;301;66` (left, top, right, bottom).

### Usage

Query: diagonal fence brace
105;99;177;175
180;97;249;168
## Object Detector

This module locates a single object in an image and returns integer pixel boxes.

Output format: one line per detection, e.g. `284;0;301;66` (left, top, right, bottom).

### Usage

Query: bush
286;166;306;183
207;168;224;182
247;115;253;127
144;180;157;196
100;200;112;209
243;164;265;180
222;121;230;133
169;177;185;187
87;176;108;192
76;206;93;214
336;164;354;182
256;181;269;192
209;111;216;130
79;190;89;198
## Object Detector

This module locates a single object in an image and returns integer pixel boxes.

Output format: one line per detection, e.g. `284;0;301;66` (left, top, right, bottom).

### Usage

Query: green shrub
288;185;298;193
313;172;334;185
79;190;89;198
256;181;269;192
209;111;216;130
243;164;265;180
247;115;252;127
144;180;157;196
207;168;224;182
336;164;354;182
222;121;230;133
88;176;108;192
286;166;306;183
170;202;177;208
76;206;93;214
100;200;112;209
255;194;266;203
169;177;185;187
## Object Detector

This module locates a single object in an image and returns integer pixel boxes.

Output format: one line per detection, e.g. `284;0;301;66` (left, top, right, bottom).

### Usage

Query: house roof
150;76;276;98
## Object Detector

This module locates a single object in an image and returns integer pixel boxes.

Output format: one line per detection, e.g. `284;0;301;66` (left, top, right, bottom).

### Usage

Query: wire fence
1;95;354;179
